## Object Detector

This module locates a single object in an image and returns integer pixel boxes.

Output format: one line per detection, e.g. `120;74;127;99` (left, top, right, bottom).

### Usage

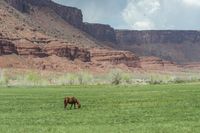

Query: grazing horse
64;96;81;109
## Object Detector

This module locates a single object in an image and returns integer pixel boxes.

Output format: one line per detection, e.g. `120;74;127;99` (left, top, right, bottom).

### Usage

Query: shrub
0;69;9;86
121;72;133;84
172;77;187;84
76;71;93;85
66;73;77;85
109;69;124;85
26;71;41;85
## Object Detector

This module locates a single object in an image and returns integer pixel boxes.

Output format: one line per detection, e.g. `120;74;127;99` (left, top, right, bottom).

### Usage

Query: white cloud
54;0;200;30
53;0;126;26
133;21;155;30
182;0;200;7
122;0;161;30
122;0;200;30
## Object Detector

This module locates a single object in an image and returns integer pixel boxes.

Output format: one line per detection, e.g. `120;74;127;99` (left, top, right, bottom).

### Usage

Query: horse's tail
64;97;68;108
64;97;67;102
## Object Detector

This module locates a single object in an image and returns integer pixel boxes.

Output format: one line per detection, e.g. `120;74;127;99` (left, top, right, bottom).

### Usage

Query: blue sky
53;0;200;30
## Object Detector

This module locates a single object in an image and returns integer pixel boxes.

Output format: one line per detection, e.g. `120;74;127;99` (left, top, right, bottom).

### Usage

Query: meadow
0;84;200;133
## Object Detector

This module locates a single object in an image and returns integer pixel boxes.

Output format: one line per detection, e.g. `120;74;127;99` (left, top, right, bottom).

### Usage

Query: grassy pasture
0;84;200;133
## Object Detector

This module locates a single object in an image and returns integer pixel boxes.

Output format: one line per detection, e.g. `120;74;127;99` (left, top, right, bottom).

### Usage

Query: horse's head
77;101;81;108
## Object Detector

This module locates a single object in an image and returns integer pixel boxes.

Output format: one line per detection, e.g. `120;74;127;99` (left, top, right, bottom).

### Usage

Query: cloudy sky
53;0;200;30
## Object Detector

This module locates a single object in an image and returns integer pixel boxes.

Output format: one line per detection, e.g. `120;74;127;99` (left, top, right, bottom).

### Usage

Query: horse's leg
74;103;76;109
70;104;73;109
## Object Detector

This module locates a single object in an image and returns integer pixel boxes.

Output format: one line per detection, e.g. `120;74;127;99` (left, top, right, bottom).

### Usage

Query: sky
53;0;200;30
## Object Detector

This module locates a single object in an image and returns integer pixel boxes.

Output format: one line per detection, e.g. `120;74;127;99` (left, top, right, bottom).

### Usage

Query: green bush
109;69;123;85
26;71;41;85
66;73;77;85
172;76;189;84
1;68;200;86
77;72;93;85
0;69;9;86
121;72;133;84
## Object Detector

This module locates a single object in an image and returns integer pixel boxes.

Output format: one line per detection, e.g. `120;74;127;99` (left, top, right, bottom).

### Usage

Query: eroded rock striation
43;42;91;62
115;30;200;44
90;49;140;67
0;39;17;55
0;38;91;62
15;39;48;57
139;56;180;71
115;30;200;63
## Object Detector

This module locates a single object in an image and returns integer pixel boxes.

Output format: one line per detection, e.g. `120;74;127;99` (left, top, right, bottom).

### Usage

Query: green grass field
0;84;200;133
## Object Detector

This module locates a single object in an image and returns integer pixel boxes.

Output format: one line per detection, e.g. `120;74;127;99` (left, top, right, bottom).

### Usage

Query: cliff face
6;0;116;42
116;30;200;45
6;0;83;28
43;42;91;62
139;56;180;71
90;49;140;67
115;30;200;63
0;39;17;55
83;23;117;43
50;2;83;29
5;0;31;13
0;38;91;62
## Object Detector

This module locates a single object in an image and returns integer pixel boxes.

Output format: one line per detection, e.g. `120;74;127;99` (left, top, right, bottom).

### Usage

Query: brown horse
64;96;81;109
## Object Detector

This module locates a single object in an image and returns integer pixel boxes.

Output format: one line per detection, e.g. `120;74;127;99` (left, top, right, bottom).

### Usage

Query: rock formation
6;0;200;64
0;38;91;62
1;0;199;73
83;23;117;43
6;0;83;28
91;48;140;67
115;30;200;63
0;39;17;55
139;56;180;71
43;42;91;62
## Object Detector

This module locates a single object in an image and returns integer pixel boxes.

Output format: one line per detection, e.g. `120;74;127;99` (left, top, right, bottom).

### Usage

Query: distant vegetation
0;68;200;86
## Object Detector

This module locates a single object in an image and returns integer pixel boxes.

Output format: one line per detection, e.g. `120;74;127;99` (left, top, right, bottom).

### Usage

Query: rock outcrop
6;0;117;42
84;23;117;43
6;0;32;13
115;30;200;63
15;39;48;58
6;0;83;28
139;56;180;71
115;30;200;45
43;42;91;62
0;38;91;62
52;3;83;29
0;39;17;55
90;49;140;67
